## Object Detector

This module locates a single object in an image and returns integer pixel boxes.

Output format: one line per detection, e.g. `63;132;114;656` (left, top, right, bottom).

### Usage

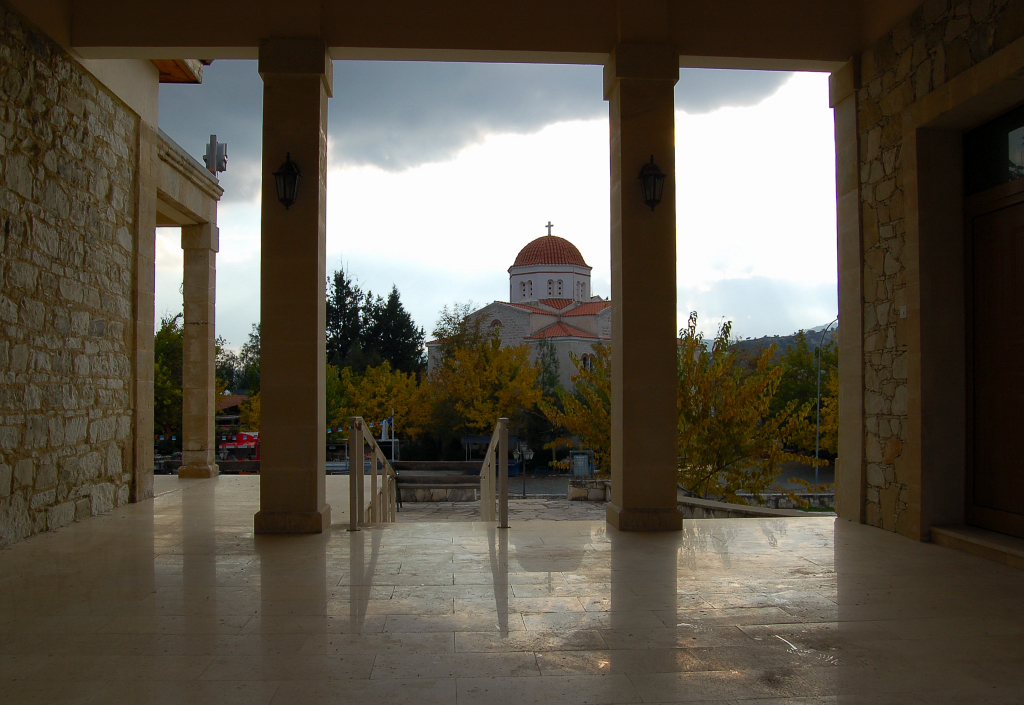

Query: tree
154;313;184;440
363;286;425;374
677;312;815;503
535;339;561;397
215;335;240;391
770;330;837;414
326;270;425;374
769;329;838;456
429;336;542;435
237;323;261;392
239;392;260;431
337;362;431;438
326;268;364;368
431;301;486;358
540;343;611;473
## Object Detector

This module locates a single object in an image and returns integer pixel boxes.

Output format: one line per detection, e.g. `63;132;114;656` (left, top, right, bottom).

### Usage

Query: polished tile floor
0;476;1022;704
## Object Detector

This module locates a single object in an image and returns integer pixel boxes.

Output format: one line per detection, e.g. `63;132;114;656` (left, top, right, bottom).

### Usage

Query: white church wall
598;308;612;338
509;264;592;303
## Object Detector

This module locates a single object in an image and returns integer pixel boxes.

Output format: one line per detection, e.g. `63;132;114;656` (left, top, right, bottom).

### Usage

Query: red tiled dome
512;236;590;268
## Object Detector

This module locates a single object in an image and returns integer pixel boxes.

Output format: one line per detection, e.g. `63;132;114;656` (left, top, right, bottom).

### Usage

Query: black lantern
638;155;666;211
273;153;302;210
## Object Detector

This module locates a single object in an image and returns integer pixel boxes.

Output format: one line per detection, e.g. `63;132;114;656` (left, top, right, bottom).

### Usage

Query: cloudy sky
157;61;837;348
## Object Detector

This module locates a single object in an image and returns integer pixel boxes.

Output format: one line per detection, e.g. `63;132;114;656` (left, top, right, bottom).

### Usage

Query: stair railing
479;417;509;528
348;416;398;531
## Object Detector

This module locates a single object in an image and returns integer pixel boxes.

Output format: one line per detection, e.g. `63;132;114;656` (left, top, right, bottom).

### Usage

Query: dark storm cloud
158;61;792;201
675;68;792;113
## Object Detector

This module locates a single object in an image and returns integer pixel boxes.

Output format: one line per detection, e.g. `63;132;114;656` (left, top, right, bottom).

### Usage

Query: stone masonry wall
0;4;138;546
857;0;1024;530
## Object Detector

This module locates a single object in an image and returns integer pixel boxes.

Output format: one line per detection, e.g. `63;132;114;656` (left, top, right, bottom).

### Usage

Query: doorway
965;108;1024;538
967;186;1024;538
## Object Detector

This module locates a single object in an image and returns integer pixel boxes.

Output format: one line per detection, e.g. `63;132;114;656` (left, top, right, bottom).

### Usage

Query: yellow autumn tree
326;362;430;439
239;392;260;431
677;312;817;503
429;336;542;434
540;344;611;474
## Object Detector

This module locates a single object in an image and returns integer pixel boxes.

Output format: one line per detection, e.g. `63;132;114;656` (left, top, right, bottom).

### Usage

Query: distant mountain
729;324;838;357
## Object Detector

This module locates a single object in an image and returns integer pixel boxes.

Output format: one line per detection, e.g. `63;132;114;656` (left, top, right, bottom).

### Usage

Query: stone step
931;525;1024;570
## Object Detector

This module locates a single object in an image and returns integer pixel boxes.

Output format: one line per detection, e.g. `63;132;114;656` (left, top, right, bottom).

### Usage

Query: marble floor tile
0;476;1021;705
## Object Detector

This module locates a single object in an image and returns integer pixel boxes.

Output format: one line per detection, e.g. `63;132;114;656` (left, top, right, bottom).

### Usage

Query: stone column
178;222;220;479
253;38;332;533
605;44;681;531
131;122;159;501
829;61;865;524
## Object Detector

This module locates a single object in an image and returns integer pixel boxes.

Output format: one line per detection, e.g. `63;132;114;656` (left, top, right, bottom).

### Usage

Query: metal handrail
479;417;509;528
348;416;398;531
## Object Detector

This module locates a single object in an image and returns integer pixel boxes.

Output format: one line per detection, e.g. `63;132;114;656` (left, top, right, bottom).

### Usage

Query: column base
254;504;332;534
178;463;219;479
606;503;682;531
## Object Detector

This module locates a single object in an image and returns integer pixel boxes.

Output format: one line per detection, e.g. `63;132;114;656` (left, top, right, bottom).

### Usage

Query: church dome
512;236;590;268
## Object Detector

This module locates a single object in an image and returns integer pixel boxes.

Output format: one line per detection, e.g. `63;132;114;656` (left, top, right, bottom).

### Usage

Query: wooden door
968;184;1024;537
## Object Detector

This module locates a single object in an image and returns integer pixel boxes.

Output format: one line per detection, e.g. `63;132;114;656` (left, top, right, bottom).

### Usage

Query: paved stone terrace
0;476;1021;704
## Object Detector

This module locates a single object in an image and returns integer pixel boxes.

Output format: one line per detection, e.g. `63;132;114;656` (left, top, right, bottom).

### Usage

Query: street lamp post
815;317;839;486
515;442;534;499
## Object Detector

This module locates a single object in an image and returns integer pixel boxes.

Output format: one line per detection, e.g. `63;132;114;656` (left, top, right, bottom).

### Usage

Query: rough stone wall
857;0;1024;530
0;4;138;546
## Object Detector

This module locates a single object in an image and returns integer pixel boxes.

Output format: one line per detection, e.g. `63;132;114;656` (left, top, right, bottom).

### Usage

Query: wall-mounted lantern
638;155;666;211
273;153;301;210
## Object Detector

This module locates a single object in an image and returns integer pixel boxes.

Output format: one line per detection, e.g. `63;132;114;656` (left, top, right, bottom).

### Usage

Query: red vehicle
218;432;260;461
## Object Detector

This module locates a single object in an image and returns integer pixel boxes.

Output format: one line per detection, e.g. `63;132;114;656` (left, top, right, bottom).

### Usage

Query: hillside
729;324;838;358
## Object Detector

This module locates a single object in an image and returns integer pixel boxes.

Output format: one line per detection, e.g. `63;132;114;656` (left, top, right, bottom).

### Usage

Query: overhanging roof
18;0;922;69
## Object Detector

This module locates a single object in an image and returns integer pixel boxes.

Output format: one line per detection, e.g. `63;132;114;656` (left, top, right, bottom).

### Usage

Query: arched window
547;279;553;296
557;280;563;296
581;354;593;372
581;281;587;298
519;281;526;298
527;280;533;298
490;319;503;329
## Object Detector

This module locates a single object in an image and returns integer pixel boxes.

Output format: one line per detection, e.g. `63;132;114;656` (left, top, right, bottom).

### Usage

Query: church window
557;280;563;296
490;319;503;328
527;280;533;298
547;280;553;295
519;281;526;298
581;354;593;372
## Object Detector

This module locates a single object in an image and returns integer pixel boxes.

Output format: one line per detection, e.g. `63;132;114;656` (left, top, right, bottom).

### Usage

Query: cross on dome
545;221;554;236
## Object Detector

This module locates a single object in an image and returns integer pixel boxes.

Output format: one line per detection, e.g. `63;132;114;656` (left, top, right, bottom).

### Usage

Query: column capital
604;43;678;99
258;37;333;97
181;222;219;252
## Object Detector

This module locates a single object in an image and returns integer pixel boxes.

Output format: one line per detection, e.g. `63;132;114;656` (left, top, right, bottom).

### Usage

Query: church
426;227;610;388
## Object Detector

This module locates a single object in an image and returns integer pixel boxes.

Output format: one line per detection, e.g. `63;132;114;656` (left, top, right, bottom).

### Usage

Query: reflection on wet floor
0;475;1021;704
397;497;608;522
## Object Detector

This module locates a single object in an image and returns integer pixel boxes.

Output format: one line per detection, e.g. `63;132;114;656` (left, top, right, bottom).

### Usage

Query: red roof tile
511;236;590;268
526;322;600;340
564;301;612;316
538;298;574;310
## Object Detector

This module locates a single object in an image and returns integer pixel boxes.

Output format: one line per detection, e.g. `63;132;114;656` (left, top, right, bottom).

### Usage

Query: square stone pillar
178;222;220;479
829;62;866;524
131;122;159;501
604;44;682;531
253;38;332;533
